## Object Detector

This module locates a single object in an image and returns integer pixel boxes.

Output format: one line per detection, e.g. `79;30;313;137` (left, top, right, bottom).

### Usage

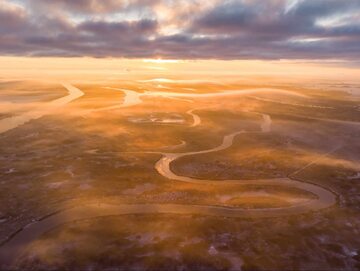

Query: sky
0;0;359;61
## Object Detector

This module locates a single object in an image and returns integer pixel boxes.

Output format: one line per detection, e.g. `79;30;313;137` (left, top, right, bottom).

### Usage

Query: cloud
79;19;157;37
0;0;359;60
25;0;158;14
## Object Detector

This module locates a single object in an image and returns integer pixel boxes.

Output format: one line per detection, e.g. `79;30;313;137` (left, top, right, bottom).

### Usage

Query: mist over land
0;0;360;270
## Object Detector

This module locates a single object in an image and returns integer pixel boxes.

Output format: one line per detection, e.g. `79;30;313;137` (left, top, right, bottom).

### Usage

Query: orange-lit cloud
0;0;359;61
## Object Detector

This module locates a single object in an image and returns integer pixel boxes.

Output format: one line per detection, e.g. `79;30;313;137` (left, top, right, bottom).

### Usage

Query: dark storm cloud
0;0;359;60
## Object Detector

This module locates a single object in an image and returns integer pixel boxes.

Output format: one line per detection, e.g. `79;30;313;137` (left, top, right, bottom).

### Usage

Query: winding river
90;87;308;113
0;83;84;134
0;84;337;267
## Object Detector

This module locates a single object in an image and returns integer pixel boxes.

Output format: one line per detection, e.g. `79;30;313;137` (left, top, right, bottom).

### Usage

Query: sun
142;58;180;64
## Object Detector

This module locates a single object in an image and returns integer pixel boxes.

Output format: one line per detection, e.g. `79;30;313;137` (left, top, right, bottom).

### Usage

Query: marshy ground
0;78;359;270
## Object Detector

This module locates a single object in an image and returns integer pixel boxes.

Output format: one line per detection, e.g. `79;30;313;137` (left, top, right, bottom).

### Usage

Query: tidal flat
0;78;359;270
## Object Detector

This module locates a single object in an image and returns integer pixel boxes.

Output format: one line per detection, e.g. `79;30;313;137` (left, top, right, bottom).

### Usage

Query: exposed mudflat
0;79;359;270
